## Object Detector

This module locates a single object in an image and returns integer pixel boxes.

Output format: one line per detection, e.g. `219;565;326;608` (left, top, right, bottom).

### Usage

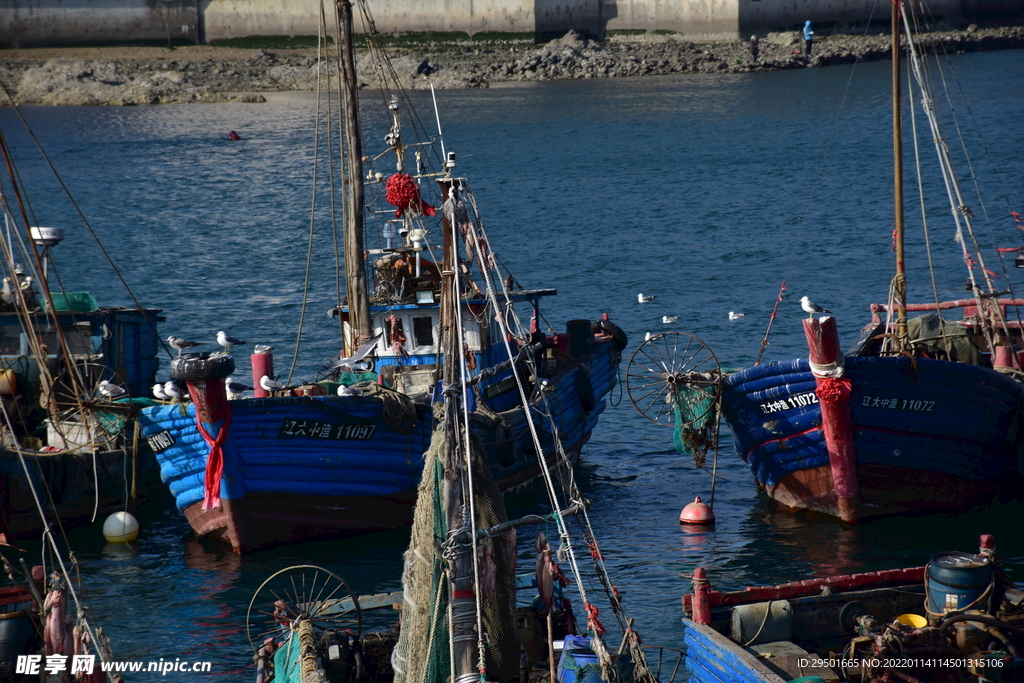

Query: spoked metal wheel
246;565;362;654
626;332;721;427
44;361;130;449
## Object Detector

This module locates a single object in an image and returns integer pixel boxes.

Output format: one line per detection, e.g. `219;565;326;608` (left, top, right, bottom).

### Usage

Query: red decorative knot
583;601;606;635
385;173;436;217
816;376;853;404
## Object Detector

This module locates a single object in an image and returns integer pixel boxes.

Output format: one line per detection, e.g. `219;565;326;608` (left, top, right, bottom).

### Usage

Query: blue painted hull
682;621;784;683
136;340;618;552
720;356;1024;518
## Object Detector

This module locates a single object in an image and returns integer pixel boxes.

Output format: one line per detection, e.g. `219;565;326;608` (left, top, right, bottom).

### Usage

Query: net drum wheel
246;565;362;654
44;361;131;448
625;332;721;427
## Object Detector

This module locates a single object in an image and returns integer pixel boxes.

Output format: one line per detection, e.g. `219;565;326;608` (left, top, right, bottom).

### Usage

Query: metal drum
927;551;992;615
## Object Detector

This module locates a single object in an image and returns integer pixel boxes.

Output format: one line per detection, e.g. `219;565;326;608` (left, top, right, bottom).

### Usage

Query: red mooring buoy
679;496;715;524
228;130;241;141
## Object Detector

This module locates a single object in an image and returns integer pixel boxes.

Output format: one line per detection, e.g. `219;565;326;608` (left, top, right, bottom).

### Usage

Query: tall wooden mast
892;0;908;338
337;0;371;348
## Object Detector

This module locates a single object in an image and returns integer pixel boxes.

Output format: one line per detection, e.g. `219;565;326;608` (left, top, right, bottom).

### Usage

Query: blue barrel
927;551;992;615
557;649;602;683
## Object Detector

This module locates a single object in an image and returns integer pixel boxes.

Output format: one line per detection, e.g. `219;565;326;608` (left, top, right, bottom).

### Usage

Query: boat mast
892;0;908;338
337;0;372;349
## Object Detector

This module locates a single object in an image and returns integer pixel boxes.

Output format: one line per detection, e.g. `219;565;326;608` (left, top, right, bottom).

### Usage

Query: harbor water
2;48;1024;678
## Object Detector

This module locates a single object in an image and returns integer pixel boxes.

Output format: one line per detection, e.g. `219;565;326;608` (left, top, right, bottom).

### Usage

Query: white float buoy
102;511;140;543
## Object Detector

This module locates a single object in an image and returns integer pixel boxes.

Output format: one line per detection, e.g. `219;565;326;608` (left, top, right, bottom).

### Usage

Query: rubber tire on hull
171;352;236;382
593;319;628;352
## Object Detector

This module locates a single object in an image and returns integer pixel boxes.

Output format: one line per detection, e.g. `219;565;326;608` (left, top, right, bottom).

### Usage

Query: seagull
337;384;362;397
326;333;384;371
637;293;656;303
164;381;187;401
729;311;745;320
254;344;274;355
800;296;832;318
217;331;247;352
167;336;202;356
225;377;252;399
260;375;286;392
152;383;169;400
1;278;13;304
662;315;678;324
644;332;653;341
98;380;125;399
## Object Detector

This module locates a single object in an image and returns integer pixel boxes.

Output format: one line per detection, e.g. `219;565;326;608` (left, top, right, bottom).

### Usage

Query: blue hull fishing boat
642;2;1024;521
0;136;163;540
134;0;625;553
721;346;1024;520
681;535;1024;683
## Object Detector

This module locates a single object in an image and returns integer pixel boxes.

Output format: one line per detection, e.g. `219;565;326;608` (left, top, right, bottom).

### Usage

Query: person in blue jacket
803;20;814;55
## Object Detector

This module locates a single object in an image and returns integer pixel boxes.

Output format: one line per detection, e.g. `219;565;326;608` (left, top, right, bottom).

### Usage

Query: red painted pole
803;316;859;522
691;567;712;625
251;352;274;398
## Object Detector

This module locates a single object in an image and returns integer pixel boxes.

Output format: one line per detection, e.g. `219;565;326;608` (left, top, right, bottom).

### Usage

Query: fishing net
392;415;519;683
671;384;720;469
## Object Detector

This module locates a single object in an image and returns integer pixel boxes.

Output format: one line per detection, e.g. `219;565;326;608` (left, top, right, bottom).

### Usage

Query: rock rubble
1;25;1021;106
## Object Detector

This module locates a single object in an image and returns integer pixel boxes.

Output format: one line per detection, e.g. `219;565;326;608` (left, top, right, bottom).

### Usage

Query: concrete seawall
2;0;1022;48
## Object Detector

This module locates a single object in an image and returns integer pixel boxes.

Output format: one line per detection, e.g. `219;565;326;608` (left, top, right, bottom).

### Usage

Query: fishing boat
681;534;1024;683
134;0;625;554
626;1;1024;521
0;125;162;540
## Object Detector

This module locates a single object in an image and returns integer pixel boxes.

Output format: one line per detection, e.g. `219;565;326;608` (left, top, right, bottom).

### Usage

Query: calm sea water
2;49;1024;679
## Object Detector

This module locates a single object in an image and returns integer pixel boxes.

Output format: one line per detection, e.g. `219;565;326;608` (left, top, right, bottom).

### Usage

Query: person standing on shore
803;20;814;56
749;35;759;62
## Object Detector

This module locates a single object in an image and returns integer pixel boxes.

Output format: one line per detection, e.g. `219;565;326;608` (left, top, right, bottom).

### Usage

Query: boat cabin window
412;316;434;347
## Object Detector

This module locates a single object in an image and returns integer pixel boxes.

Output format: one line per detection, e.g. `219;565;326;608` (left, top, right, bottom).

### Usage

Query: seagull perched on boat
217;331;247;352
98;380;125;399
729;311;745;320
644;332;654;341
152;383;169;400
167;336;202;356
326;333;383;371
662;315;678;324
254;344;274;355
259;375;286;393
225;377;252;400
337;384;362;397
800;296;832;318
1;278;13;304
164;381;188;401
637;293;656;303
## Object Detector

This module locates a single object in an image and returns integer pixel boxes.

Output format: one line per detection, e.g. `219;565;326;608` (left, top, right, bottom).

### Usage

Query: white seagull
167;335;202;356
152;383;169;400
337;384;362;397
225;377;252;399
729;311;745;320
637;293;656;303
800;296;832;318
254;344;274;355
164;381;187;401
217;331;247;352
98;379;126;399
644;332;653;341
260;375;286;392
661;315;678;324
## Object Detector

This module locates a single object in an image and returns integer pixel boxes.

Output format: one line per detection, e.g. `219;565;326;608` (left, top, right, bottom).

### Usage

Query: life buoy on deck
593;318;628;352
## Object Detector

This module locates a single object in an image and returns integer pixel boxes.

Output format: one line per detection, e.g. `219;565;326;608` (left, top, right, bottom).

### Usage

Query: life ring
171;352;236;382
575;371;596;412
593;319;628;352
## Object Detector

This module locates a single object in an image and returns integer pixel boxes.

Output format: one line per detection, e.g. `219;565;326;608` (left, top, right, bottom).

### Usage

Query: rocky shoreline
1;25;1022;106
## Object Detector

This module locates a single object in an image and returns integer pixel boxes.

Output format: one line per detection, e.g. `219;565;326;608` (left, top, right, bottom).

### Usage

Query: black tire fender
593;319;628;352
171;352;236;382
575;370;596;412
